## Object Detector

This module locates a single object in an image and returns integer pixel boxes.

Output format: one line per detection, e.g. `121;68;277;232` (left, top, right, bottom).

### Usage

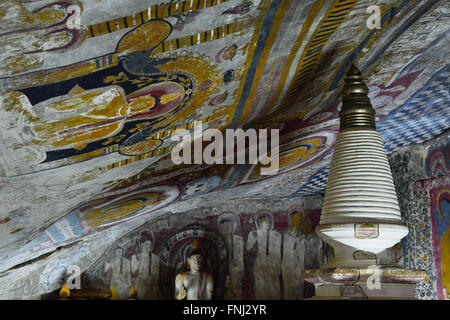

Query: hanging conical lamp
315;64;409;261
301;65;426;299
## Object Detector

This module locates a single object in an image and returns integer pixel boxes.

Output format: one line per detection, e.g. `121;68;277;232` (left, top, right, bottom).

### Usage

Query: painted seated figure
175;239;213;300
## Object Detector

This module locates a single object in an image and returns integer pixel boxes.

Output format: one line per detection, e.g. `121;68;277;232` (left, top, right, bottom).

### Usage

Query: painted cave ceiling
0;0;448;277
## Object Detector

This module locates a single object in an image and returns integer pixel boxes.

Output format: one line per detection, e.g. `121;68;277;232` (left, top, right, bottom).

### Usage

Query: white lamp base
316;222;409;268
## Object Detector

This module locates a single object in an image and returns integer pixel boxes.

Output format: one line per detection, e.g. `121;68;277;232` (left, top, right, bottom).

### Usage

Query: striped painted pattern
86;0;231;38
281;0;357;109
154;21;244;53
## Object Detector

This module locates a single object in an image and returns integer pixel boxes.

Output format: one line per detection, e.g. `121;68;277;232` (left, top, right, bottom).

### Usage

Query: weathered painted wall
389;129;450;300
2;130;448;300
1;1;448;274
74;129;449;301
0;0;448;300
78;195;326;300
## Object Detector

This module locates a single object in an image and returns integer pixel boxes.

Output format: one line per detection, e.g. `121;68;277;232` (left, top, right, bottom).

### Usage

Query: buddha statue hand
175;273;187;300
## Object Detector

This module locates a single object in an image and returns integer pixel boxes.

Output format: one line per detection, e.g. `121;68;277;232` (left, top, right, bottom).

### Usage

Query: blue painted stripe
66;211;84;236
229;0;282;126
46;224;65;242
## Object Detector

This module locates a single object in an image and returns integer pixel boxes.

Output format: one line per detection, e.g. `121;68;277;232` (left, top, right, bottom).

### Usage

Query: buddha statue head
187;239;205;272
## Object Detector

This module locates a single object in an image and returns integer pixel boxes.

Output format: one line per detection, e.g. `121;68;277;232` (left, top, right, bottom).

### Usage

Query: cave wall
389;129;449;300
0;0;448;301
75;130;449;301
79;195;328;300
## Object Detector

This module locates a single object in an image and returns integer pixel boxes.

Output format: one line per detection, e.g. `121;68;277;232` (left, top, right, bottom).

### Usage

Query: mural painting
0;0;448;301
426;144;450;300
0;18;222;174
218;212;244;300
0;182;182;273
390;132;450;300
281;206;305;300
81;201;325;300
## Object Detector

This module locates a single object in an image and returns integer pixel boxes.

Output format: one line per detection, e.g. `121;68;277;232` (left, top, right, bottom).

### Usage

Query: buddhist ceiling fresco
0;0;448;288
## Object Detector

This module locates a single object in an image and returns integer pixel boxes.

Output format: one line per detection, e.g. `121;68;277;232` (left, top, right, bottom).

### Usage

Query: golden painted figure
1;84;184;151
175;239;213;300
84;191;167;228
0;19;222;170
245;138;328;182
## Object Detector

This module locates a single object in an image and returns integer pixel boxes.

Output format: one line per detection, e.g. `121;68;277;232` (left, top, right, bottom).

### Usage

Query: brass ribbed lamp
315;65;409;260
